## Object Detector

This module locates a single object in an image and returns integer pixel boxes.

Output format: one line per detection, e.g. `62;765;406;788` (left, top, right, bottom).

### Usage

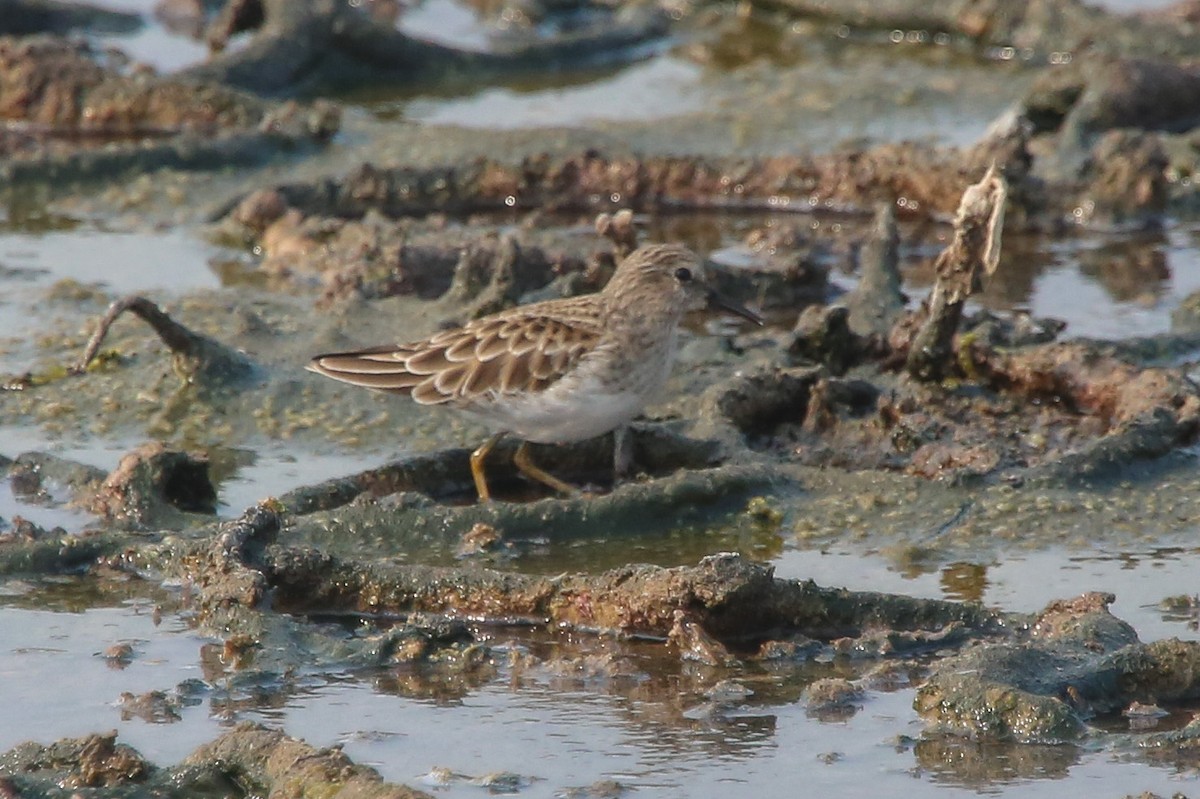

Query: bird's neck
601;288;681;336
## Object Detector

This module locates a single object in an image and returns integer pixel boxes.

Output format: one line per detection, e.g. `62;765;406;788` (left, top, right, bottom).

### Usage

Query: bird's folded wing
308;305;602;405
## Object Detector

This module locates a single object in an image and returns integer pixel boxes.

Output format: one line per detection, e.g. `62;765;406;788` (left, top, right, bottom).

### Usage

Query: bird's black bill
708;289;765;326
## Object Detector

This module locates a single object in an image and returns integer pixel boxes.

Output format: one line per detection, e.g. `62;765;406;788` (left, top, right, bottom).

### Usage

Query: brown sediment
916;592;1200;743
84;442;217;525
0;731;151;788
707;324;1200;482
181;723;432;799
964;341;1200;483
180;508;996;641
761;0;1200;60
222;199;595;305
0;724;433;798
232;147;992;223
0;35;338;187
803;677;864;718
0;36;260;135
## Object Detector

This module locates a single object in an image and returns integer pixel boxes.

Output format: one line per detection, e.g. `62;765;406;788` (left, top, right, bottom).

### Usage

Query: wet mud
5;0;1200;796
0;34;339;189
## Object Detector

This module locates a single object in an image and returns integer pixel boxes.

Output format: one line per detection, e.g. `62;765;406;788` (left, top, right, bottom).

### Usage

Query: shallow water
288;686;1190;799
0;222;234;375
401;55;706;129
3;540;1200;798
0;596;217;761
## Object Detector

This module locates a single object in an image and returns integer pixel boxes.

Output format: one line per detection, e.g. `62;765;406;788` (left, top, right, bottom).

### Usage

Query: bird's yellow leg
514;442;580;497
470;433;505;502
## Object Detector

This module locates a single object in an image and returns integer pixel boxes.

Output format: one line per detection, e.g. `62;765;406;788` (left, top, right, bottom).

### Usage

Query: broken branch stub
72;295;256;385
846;203;905;339
905;166;1007;382
595;208;639;258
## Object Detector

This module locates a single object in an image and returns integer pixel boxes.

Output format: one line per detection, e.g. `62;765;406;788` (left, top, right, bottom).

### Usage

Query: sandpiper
308;243;762;500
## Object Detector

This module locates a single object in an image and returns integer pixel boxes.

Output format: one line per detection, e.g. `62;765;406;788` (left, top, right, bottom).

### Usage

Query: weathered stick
72;295;255;384
905;165;1006;381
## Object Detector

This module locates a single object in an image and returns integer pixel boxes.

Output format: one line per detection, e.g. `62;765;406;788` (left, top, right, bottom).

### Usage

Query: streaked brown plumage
310;297;601;406
308;243;761;500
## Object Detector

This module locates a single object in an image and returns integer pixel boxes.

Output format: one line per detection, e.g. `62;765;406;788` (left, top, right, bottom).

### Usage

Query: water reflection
683;9;808;71
940;562;989;604
0;573;170;613
914;738;1079;786
0;574;1194;797
1077;234;1171;303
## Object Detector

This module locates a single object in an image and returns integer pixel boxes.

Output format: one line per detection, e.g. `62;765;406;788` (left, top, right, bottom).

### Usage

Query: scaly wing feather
307;298;603;406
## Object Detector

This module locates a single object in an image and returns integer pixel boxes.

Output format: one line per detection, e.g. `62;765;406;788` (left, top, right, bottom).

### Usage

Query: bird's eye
674;267;693;282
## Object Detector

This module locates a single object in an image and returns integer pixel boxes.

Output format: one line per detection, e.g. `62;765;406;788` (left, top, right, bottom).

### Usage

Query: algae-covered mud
5;0;1200;797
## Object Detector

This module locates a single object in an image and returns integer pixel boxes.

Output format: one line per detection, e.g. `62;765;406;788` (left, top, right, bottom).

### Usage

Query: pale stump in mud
906;166;1007;382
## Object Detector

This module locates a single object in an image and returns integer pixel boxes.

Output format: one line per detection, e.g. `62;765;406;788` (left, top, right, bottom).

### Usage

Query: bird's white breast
462;328;678;444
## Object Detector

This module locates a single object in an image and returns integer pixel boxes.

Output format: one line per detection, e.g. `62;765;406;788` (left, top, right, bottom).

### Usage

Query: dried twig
72;295;255;384
595;209;639;258
905;165;1007;381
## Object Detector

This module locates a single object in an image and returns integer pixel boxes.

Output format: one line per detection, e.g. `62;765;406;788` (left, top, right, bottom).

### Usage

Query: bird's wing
307;300;603;405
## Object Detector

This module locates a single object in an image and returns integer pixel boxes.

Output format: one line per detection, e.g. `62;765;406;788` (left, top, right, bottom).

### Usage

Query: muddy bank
0;35;339;189
212;137;1169;236
9;525;1200;788
767;0;1200;62
163;509;1200;745
186;0;669;96
0;723;432;798
6;168;1200;538
0;0;140;35
6;1;1200;796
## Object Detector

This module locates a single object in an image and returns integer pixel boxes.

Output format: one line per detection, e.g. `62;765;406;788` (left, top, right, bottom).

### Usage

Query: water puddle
700;214;1200;342
979;225;1200;341
375;45;1017;150
396;0;494;52
83;0;210;73
402;55;704;128
275;677;1188;799
775;544;1200;645
3;545;1198;797
0;226;225;295
0;592;223;764
213;446;399;515
0;222;241;374
0;476;96;534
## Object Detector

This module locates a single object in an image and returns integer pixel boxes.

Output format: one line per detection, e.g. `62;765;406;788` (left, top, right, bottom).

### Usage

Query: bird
307;243;762;501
